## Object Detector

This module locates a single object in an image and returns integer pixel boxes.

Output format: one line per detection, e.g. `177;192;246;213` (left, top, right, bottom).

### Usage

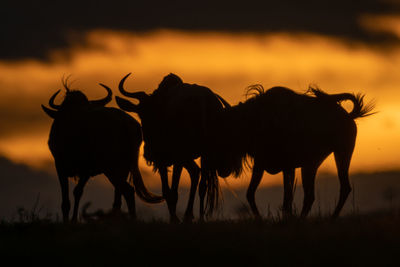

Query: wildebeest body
49;107;142;177
116;73;227;222
144;83;222;167
213;85;372;218
42;84;162;222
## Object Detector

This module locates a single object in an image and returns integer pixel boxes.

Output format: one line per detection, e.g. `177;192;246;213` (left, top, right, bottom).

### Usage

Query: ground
0;212;398;266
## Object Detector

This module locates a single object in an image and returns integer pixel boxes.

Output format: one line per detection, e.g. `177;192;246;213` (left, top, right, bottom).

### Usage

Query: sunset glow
0;29;399;187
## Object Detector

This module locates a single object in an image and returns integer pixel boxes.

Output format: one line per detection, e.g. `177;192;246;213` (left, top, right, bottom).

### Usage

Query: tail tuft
205;169;222;216
351;93;376;119
129;170;164;204
309;86;376;119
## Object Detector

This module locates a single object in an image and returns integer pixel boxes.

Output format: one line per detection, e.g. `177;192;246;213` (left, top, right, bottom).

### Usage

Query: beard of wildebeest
42;80;163;222
211;85;374;219
114;73;230;223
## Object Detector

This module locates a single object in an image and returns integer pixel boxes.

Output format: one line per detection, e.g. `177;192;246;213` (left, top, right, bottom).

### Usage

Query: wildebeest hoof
170;215;181;224
183;214;194;224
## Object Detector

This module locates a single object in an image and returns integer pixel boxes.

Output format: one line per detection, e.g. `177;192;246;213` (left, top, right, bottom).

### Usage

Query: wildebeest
41;79;163;222
210;85;374;218
114;73;228;222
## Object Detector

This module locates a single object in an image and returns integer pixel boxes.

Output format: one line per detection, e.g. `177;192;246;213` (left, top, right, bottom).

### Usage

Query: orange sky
0;26;399;187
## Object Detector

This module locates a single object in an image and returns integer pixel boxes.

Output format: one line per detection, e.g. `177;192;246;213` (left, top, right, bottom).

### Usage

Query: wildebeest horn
49;90;61;109
118;73;149;101
215;93;231;108
41;104;57;119
115;96;139;113
90;83;112;106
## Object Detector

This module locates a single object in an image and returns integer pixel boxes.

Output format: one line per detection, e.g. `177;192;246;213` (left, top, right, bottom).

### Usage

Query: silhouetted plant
16;194;53;223
234;204;252;220
80;202;130;223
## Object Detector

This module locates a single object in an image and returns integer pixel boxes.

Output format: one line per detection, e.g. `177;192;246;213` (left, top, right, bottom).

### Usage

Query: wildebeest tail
205;168;222;217
310;87;375;119
129;161;164;204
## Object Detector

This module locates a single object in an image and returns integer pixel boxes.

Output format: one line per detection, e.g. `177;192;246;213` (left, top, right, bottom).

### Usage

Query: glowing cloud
0;29;399;187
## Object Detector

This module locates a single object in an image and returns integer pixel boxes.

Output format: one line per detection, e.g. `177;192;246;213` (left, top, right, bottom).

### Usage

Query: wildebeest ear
41;105;57;119
115;96;139;113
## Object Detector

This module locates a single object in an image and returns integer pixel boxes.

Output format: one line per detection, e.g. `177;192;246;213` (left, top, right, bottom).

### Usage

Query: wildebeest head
114;73;151;117
115;73;182;115
115;73;184;166
41;79;112;119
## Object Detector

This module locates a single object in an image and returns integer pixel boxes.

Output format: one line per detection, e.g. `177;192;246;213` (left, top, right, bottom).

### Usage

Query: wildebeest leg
112;189;122;212
120;183;136;219
71;175;90;223
332;148;353;219
159;166;170;198
282;168;295;216
169;164;183;223
300;165;318;217
106;171;136;219
159;166;176;222
118;181;136;219
198;158;210;221
56;166;70;223
198;175;206;221
182;160;200;223
246;163;264;218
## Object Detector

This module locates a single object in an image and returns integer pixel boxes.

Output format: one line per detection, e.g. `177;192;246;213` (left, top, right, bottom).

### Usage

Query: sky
1;0;400;196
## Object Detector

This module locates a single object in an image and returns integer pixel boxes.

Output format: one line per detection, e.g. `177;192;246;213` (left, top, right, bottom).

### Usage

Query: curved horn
49;90;61;109
41;105;57;119
215;93;231;108
118;73;148;101
90;83;112;106
115;96;140;113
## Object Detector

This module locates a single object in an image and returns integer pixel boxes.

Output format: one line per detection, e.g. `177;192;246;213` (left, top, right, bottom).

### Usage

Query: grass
0;211;399;266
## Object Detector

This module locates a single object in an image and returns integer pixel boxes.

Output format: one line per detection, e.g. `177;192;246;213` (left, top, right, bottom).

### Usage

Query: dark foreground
0;212;399;266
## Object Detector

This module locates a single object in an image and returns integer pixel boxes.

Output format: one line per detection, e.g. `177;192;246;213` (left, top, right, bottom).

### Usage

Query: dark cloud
0;111;44;137
0;96;50;137
1;0;400;60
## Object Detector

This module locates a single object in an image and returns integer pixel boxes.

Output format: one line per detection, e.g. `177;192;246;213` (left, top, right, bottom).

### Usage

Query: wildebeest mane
216;91;257;178
143;143;166;173
140;73;184;171
159;73;183;88
245;84;265;99
152;73;183;97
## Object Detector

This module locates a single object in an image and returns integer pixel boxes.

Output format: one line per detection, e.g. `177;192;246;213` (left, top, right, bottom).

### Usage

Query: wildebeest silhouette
115;73;228;222
41;79;163;222
210;85;374;218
